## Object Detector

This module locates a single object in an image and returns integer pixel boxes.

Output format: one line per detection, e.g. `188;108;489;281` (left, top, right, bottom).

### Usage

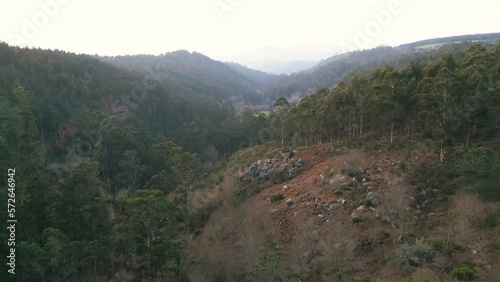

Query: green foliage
232;187;249;207
364;199;375;208
1;38;500;281
278;172;288;183
248;252;292;282
115;190;186;280
481;212;500;230
271;193;285;203
456;147;500;201
326;271;344;281
451;267;475;281
424;237;448;252
118;150;145;192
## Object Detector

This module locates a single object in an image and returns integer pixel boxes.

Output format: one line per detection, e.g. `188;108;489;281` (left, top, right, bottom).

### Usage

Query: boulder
278;164;288;173
288;167;298;176
286;198;294;207
366;191;381;206
308;193;317;201
329;175;346;187
249;165;258;176
295;159;304;168
266;167;276;179
339;183;351;190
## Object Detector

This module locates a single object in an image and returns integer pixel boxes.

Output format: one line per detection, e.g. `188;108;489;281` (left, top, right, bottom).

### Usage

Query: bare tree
318;220;357;280
381;178;415;236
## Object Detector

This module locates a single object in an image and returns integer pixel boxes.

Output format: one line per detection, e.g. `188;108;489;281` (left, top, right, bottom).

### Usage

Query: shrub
480;212;499;230
340;168;362;178
451;267;475;281
278;172;288;183
231;187;248;207
326;271;344;281
424;237;447;251
399;161;407;172
395;242;434;267
364;199;374;208
248;252;292;282
456;147;500;201
412;268;441;282
217;174;224;184
271;193;284;203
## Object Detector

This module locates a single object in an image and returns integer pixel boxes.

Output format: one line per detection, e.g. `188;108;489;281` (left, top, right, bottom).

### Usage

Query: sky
1;0;499;64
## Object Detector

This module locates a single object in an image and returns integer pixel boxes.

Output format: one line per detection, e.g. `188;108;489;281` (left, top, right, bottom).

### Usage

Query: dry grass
336;149;366;173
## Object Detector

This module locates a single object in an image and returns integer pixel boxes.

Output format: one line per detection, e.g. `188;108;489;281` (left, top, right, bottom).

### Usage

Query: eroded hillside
186;143;500;281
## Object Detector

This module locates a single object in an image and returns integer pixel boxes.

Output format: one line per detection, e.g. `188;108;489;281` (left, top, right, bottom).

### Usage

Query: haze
1;0;499;64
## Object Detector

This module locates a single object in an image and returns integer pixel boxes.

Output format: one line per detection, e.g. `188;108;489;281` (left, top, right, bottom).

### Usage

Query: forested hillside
0;40;499;281
100;51;280;107
0;42;273;281
268;33;500;103
275;43;500;151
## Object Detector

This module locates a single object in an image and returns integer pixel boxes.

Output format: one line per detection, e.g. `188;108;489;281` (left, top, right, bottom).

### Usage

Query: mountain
266;32;500;102
98;33;500;110
220;46;334;74
251;60;319;75
100;50;279;106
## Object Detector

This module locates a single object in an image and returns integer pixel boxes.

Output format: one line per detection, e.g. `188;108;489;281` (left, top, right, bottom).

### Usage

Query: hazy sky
1;0;499;63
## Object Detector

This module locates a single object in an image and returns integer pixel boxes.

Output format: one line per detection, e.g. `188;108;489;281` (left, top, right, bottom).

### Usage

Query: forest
0;40;499;281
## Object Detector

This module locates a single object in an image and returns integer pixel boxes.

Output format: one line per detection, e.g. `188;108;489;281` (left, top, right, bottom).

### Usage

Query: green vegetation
271;193;285;202
451;267;475;281
411;268;441;282
0;40;499;281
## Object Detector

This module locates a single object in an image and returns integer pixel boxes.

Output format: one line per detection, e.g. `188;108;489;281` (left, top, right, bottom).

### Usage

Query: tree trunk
330;128;334;152
390;122;394;144
360;115;364;135
281;123;285;151
465;127;471;150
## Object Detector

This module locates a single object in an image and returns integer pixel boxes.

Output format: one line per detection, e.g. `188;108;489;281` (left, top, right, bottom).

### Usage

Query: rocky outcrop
244;150;305;182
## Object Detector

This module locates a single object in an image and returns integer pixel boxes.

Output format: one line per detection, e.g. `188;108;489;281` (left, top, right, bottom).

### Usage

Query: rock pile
243;150;305;181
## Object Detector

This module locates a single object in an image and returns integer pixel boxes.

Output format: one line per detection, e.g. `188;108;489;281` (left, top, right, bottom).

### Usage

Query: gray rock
295;159;304;168
286;198;294;207
329;175;347;187
278;164;288;173
288;167;298;176
340;183;351;190
366;191;381;206
266;167;276;178
249;165;258;176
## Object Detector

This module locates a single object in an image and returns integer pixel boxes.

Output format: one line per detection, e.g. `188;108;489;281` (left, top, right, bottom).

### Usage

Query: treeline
272;43;500;152
269;39;500;102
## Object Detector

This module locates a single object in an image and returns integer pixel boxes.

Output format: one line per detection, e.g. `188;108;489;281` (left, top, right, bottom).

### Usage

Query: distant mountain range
99;32;500;110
